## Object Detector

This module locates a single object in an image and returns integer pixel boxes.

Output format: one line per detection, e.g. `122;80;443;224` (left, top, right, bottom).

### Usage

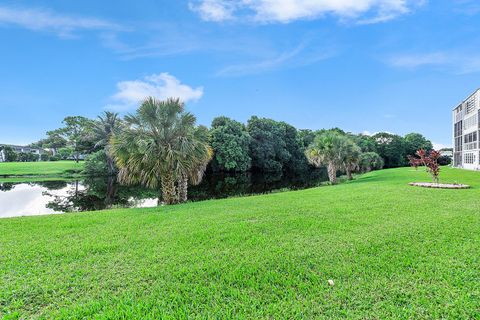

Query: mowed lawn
0;161;83;177
0;167;479;319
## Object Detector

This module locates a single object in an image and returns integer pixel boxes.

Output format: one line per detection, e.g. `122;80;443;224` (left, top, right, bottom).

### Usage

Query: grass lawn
0;167;479;318
0;161;83;178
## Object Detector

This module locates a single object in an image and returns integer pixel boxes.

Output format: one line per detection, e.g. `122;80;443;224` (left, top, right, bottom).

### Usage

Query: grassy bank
0;161;83;179
1;167;479;318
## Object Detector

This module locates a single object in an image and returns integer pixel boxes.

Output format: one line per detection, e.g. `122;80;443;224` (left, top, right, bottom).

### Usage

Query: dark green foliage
247;116;290;172
438;155;452;166
210;117;252;172
373;132;407;168
84;150;110;176
404;133;433;157
359;152;384;172
16;152;39;162
350;134;377;152
2;146;18;162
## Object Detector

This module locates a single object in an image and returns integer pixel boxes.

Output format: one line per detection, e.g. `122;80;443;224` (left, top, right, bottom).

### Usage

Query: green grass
0;161;83;178
0;167;479;319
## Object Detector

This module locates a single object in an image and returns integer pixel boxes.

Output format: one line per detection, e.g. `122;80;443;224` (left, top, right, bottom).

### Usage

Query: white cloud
0;6;122;37
107;73;204;111
189;0;235;22
189;0;423;24
386;51;480;74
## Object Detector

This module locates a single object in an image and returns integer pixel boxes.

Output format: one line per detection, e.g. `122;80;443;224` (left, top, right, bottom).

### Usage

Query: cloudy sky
1;0;479;148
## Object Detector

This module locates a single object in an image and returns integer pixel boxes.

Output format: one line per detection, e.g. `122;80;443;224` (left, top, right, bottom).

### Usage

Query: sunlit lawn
0;167;479;318
0;161;83;178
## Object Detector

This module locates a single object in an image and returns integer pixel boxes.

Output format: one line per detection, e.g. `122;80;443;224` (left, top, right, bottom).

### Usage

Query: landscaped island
1;167;478;318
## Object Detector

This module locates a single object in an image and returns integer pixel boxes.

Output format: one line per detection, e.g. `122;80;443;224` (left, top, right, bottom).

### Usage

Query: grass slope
0;161;83;178
0;167;479;319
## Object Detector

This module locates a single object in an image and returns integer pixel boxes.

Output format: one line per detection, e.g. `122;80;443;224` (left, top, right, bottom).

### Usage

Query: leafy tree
281;122;309;172
84;150;109;176
92;111;123;175
305;131;351;184
2;146;17;162
57;147;75;160
17;152;38;162
247;116;291;172
404;133;433;157
373;132;407;168
438;155;452;166
408;149;441;183
297;129;316;149
359;152;384;172
110;97;212;205
35;129;68;155
58;116;95;162
350;134;377;153
210;116;251;172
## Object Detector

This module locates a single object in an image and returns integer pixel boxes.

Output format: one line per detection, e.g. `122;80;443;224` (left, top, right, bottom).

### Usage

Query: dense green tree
42;129;68;155
305;131;351;184
404;133;433;156
373;132;407;168
359;152;384;172
210;116;251;172
247;116;291;172
280;122;309;172
110;97;212;205
1;146;17;162
55;116;95;162
350;134;377;153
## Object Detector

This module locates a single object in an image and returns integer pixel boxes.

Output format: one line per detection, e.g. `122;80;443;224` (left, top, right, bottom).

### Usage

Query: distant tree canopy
247;116;292;172
373;132;408;168
29;102;435;179
404;133;433;157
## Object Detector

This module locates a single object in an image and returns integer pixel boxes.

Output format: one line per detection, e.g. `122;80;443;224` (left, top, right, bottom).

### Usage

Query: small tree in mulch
408;149;441;183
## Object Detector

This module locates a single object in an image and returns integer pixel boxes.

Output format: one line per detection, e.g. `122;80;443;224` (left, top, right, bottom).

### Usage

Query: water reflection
0;169;327;218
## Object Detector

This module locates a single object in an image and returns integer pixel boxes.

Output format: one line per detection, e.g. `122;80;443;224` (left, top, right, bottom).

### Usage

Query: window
463;115;478;130
455;136;463;152
454;121;463;137
464;131;477;143
464;153;476;164
466;96;476;114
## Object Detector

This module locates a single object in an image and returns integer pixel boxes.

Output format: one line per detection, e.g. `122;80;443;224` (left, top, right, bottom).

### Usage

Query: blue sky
1;0;480;148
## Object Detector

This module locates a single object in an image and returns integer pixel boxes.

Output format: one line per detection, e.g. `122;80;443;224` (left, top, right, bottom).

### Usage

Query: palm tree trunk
327;162;337;184
106;154;116;176
177;173;188;203
346;167;353;180
161;173;177;205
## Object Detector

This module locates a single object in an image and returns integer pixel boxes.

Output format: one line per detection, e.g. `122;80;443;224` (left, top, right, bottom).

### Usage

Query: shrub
84;150;109;176
359;152;384;172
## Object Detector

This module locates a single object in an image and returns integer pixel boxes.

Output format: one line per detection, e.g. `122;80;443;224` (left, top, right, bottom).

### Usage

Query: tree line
11;97;443;204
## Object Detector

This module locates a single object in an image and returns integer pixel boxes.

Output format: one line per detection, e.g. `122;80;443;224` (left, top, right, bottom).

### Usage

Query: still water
0;170;328;218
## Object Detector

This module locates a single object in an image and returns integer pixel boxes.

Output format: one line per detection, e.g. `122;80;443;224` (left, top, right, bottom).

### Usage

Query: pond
0;169;328;218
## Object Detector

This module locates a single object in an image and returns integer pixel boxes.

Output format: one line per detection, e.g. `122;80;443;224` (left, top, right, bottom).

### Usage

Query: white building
453;89;480;170
0;144;43;162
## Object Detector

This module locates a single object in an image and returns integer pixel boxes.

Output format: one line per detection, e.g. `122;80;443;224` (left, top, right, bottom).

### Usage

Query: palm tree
176;125;213;203
305;131;350;184
342;140;362;180
109;97;212;205
92;111;123;175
